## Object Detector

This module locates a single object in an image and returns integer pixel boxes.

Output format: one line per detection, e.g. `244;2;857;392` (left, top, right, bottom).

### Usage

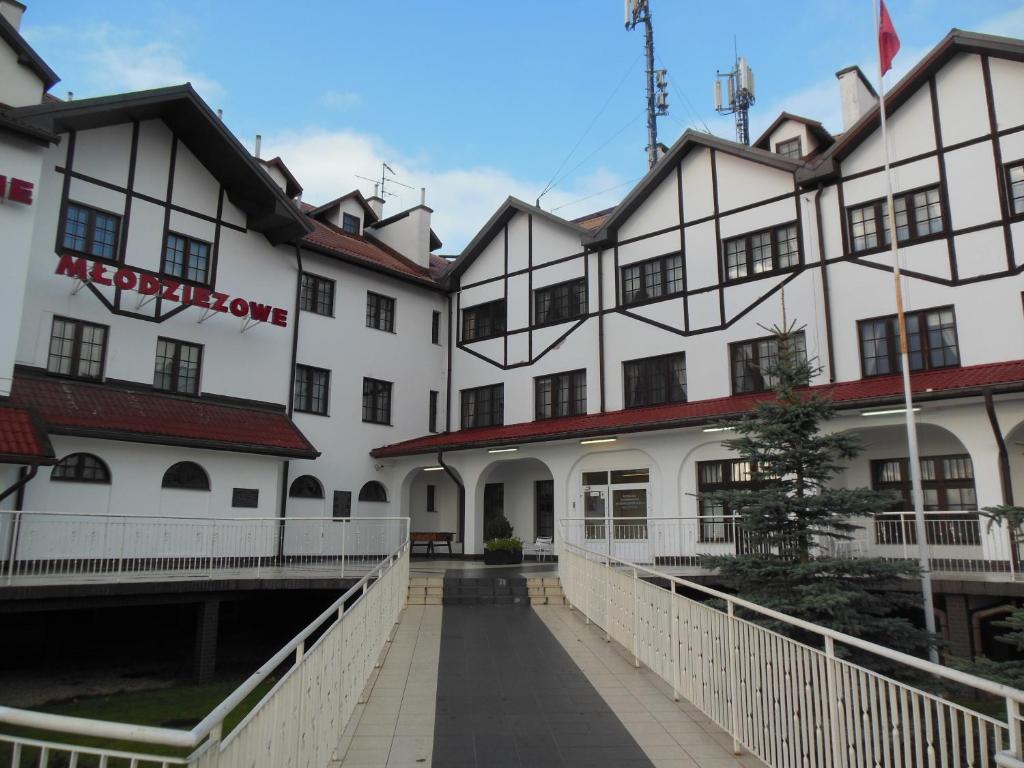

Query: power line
545;110;645;198
550;175;644;213
537;53;643;204
656;53;713;134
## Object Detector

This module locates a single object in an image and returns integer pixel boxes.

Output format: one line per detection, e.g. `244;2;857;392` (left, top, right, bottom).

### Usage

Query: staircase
406;575;563;606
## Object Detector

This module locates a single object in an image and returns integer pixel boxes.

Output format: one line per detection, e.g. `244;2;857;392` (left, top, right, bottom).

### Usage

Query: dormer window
775;137;802;159
342;213;360;235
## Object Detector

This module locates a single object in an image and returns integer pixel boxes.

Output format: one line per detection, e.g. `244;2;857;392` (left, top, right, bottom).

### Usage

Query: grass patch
0;676;277;766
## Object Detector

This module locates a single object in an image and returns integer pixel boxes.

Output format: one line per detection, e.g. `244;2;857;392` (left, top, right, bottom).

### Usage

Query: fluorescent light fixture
422;466;446;472
488;447;519;454
703;426;735;433
580;437;617;445
861;407;921;417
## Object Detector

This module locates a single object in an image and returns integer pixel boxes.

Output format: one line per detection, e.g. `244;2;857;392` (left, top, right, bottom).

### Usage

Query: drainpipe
2;464;39;577
0;463;39;506
278;243;304;560
983;389;1018;571
437;451;465;546
813;184;837;382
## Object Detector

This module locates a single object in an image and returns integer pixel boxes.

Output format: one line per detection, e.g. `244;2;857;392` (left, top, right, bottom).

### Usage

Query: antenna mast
625;0;669;169
714;46;756;145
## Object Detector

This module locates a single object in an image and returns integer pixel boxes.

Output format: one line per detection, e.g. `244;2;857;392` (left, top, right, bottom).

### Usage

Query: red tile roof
0;405;55;465
372;359;1024;458
301;217;444;287
9;374;318;459
572;207;615;232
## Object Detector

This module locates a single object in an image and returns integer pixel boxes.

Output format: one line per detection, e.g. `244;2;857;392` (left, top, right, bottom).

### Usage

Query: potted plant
483;515;523;565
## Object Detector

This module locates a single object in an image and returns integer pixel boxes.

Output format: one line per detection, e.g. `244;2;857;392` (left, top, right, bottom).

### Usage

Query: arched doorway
473;457;554;552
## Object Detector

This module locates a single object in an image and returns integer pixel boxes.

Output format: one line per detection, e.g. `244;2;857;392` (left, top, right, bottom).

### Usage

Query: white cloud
265;129;629;252
23;23;223;101
320;90;362;109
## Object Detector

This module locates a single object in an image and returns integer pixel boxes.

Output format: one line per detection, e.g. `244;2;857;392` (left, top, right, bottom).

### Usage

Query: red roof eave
371;359;1024;458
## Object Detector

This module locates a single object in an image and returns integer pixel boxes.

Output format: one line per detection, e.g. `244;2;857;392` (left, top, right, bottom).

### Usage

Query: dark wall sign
232;488;259;508
0;175;33;205
55;254;290;327
333;490;352;519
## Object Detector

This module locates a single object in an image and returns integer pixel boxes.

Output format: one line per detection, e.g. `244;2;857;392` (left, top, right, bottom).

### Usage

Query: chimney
366;183;384;219
369;195;433;269
254;134;262;160
836;66;879;131
0;0;26;30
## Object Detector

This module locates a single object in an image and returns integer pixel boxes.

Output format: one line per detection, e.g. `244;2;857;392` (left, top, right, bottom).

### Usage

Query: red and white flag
879;0;901;75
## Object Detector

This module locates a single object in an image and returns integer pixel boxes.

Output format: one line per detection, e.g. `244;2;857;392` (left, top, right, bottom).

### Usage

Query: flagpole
875;0;939;664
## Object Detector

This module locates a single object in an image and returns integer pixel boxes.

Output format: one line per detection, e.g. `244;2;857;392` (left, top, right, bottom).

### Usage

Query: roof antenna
66;91;73;101
713;37;756;145
625;0;669;169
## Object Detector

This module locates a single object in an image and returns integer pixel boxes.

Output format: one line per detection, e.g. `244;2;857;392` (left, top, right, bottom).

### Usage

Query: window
534;278;587;325
294;364;330;415
535;370;587;419
162;461;210;490
723;223;801;282
62;203;119;260
858;306;959;377
51;453;110;483
847;186;945;253
289;475;324;498
621;254;683;306
362;377;393;424
623;353;686;408
462;299;505;342
47;316;107;380
299;273;335;316
342;212;360;234
366;292;395;332
429;390;439;433
431;311;441;344
427;484;436;512
359;481;388;502
162;232;211;283
1006;161;1024;216
775;136;802;159
697;460;760;543
730;332;807;394
153;338;202;395
461;384;503;429
871;454;980;545
536;479;554;539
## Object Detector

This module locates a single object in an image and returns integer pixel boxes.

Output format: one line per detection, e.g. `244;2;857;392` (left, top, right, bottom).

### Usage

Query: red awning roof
372;359;1024;458
0;405;56;465
9;373;318;459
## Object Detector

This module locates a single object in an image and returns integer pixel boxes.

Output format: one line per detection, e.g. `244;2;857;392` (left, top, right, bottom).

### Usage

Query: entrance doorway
581;468;651;562
535;480;554;540
483;483;504;538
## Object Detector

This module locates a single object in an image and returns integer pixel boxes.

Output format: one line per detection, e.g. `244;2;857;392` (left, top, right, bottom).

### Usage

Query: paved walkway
335;598;765;768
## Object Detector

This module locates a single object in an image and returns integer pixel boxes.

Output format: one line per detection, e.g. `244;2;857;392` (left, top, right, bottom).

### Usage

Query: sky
20;0;1024;252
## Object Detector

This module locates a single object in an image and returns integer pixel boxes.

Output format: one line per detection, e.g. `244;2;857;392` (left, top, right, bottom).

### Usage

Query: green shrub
484;537;523;552
484;514;513;541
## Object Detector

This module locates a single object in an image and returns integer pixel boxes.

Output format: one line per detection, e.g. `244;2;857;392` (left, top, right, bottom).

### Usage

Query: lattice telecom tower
625;0;669;169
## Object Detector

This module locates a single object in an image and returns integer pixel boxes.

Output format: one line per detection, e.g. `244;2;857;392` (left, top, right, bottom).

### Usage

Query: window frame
358;481;388;502
289;475;324;499
431;310;441;344
153;337;203;396
365;291;396;333
427;484;436;512
619;253;684;307
162;231;212;286
533;277;588;327
46;315;109;381
622;352;687;409
61;201;122;262
362;377;394;425
342;212;361;234
299;272;336;317
534;369;587;420
1005;159;1024;220
845;184;947;256
161;461;210;491
696;459;765;543
293;364;331;415
461;299;506;342
460;383;504;429
856;305;960;379
51;453;111;484
774;136;802;159
429;390;439;433
729;331;807;395
722;221;802;284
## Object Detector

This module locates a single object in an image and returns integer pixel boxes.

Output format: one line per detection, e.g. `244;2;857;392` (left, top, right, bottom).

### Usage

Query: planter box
483;549;524;565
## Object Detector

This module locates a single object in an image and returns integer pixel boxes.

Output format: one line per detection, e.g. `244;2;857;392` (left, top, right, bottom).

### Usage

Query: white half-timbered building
2;0;1024;655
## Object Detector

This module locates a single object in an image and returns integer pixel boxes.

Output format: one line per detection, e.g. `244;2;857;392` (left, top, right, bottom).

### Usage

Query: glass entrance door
581;468;652;562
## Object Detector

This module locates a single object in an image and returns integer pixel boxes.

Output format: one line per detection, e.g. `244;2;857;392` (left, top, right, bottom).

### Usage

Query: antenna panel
714;79;722;111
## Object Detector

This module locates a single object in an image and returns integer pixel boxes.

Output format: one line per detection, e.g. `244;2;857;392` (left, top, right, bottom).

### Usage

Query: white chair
532;536;554;562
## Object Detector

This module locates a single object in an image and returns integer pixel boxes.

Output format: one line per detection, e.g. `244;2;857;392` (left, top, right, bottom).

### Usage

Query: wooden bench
410;531;454;556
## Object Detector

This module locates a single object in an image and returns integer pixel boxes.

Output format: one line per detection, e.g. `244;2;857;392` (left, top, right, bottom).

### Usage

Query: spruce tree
699;322;933;661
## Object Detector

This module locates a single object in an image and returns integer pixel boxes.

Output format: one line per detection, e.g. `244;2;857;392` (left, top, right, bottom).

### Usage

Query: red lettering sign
53;255;289;328
0;175;34;205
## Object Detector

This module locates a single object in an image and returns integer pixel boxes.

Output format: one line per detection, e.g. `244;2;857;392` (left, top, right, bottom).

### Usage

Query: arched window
358;481;387;502
289;475;324;499
51;453;110;483
162;461;210;490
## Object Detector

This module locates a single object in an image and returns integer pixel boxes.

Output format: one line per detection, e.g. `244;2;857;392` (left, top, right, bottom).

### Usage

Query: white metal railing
559;543;1024;768
560;515;1017;577
0;521;410;767
1;511;409;585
